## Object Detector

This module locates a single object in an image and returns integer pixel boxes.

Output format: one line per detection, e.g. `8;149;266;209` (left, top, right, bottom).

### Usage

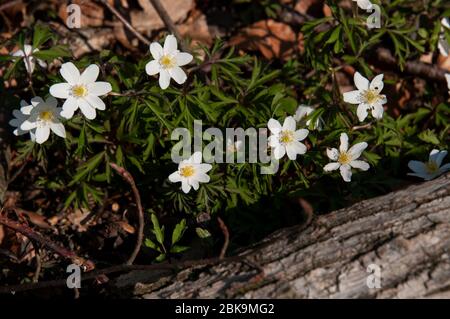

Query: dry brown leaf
178;9;212;53
437;54;450;72
229;19;297;60
116;220;135;234
295;0;324;15
131;0;194;35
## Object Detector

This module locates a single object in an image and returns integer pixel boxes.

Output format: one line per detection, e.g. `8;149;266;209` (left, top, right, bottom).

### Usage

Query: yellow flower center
364;89;380;104
280;130;294;144
425;161;439;173
160;55;175;69
72;85;88;98
180;165;195;177
338;152;352;165
39;110;53;122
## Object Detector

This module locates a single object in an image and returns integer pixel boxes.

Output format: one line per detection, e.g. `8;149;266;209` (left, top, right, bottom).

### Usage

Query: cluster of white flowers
9;35;192;146
9;96;66;144
8;33;450;194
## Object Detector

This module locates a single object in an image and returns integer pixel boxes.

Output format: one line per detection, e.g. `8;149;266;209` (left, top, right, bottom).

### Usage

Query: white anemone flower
268;116;309;160
168;152;212;194
20;97;66;144
145;34;193;90
9;97;44;141
408;149;450;181
343;71;387;122
438;17;450;57
352;0;373;10
12;44;47;74
294;105;324;130
49;62;112;120
324;133;369;182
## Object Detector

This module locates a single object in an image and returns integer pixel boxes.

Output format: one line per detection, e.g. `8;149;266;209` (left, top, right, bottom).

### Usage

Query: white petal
24;57;35;74
429;150;447;167
181;181;191;193
348;142;368;159
439;163;450;173
294;105;313;121
78;99;97;119
273;145;286;159
191;152;202;164
408;160;427;174
50;122;66;138
357;103;370;122
371;103;384;119
197;163;212;173
286;141;307;159
355;0;373;10
168;171;182;183
145;60;160;75
286;145;299;160
370;74;384;93
169;66;187;84
37;59;47;68
150;42;163;60
80;64;99;84
343;90;362;104
294;129;309;141
159;69;171;89
268;135;279;147
176;52;193;66
87;82;112;96
327;148;339;161
340;164;352;182
354;71;369;91
20;120;37;130
35;127;50;144
324;162;340;171
195;173;210;183
45;96;58;108
163;34;177;54
12;49;25;57
190;180;200;190
30;96;44;106
50;83;71;99
350;160;370;171
283;116;296;131
61;97;79;119
60;62;80;85
445;74;450;91
268;118;282;134
339;133;349;153
85;95;106;110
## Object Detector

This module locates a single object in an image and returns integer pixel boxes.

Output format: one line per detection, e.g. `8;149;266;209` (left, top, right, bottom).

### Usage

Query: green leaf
418;130;440;145
195;227;211;239
151;213;164;245
171;218;187;245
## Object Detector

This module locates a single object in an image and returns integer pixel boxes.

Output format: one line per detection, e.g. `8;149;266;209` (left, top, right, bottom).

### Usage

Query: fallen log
113;173;450;298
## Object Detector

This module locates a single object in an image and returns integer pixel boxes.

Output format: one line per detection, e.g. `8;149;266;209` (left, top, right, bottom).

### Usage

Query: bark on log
114;173;450;298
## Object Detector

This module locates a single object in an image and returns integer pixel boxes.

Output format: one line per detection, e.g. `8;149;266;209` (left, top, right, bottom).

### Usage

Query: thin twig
110;163;144;265
217;217;229;259
0;254;248;295
31;244;41;283
0;0;22;12
0;214;94;269
148;0;188;52
98;0;150;46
